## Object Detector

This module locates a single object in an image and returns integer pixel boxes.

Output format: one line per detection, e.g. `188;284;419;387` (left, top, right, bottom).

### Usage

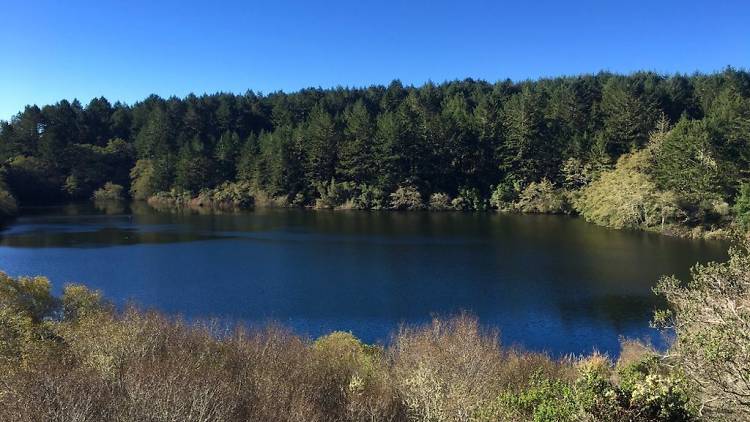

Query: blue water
0;204;728;356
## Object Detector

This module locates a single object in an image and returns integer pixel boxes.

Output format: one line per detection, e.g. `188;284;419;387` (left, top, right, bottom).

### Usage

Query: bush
514;179;568;214
476;374;578;422
390;185;423;210
314;178;351;209
451;187;486;211
351;184;386;210
428;193;452;211
654;239;750;419
92;182;125;201
489;179;521;211
197;181;255;209
575;151;680;229
733;182;750;230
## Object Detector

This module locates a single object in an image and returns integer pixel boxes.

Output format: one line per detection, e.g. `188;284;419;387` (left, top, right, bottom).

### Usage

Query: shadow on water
0;203;729;356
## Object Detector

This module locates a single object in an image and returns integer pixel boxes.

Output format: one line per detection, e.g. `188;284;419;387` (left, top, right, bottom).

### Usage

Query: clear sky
2;0;748;120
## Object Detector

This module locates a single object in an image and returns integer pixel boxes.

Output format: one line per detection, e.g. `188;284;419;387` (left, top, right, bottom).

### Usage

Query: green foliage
4;155;62;203
489;178;522;211
428;192;452;211
390;184;423;210
651;118;727;218
0;70;747;233
0;175;18;219
202;181;255;209
451;187;486;211
514;179;568;214
733;183;750;230
481;375;578;422
314;178;353;209
575;150;680;229
92;182;125;201
129;158;172;200
61;284;108;321
0;272;56;323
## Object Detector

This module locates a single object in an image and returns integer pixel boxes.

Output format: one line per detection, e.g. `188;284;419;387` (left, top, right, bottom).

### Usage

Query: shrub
390;185;423;210
575;151;680;229
428;193;452;211
476;374;578;422
733;182;750;230
61;284;109;321
351;184;386;210
198;181;255;209
489;179;521;211
92;182;125;201
146;189;192;209
390;314;558;421
451;187;486;211
315;178;351;209
514;179;568;214
654;239;750;419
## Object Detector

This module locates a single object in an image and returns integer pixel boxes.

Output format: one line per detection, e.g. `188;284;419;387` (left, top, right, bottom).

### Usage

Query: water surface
0;203;728;355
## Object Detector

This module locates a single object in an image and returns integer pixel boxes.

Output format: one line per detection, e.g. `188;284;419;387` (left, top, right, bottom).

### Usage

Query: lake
0;203;728;356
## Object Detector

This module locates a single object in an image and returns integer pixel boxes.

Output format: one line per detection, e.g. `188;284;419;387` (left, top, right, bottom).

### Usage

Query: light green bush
390;185;423;210
514;179;568;214
92;182;125;201
429;193;452;211
451;187;486;211
575;151;680;229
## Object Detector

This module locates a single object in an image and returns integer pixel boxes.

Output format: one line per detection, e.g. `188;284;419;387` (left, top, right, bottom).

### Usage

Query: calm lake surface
0;203;729;356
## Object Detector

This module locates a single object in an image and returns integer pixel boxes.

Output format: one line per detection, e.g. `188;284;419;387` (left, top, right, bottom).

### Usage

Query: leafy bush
196;181;255;209
451;187;486;211
390;185;423;210
314;178;352;209
350;184;386;210
92;182;125;201
146;189;192;209
733;182;750;230
575;150;680;229
514;179;568;214
489;179;521;211
429;193;452;211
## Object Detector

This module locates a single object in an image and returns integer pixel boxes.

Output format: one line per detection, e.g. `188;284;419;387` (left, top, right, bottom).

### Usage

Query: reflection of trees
93;200;125;215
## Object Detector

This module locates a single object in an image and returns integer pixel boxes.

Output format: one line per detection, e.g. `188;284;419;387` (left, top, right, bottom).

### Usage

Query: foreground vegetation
1;69;749;235
1;239;749;421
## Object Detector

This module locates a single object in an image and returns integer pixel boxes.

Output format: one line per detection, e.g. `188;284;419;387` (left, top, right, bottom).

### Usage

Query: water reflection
0;204;728;356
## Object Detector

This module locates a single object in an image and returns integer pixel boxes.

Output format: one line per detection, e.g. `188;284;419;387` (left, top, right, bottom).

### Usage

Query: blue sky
1;0;748;120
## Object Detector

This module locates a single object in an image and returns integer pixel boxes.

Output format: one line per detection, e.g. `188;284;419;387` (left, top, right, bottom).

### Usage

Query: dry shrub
390;314;564;421
0;360;114;422
312;331;405;421
223;324;326;421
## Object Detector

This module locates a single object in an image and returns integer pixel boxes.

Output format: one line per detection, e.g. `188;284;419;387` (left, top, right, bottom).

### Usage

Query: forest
1;69;749;235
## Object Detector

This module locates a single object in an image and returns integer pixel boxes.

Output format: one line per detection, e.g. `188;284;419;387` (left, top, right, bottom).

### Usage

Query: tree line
1;69;749;232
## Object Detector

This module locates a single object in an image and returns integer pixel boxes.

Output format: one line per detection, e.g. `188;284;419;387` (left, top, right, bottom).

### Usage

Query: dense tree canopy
0;69;748;231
